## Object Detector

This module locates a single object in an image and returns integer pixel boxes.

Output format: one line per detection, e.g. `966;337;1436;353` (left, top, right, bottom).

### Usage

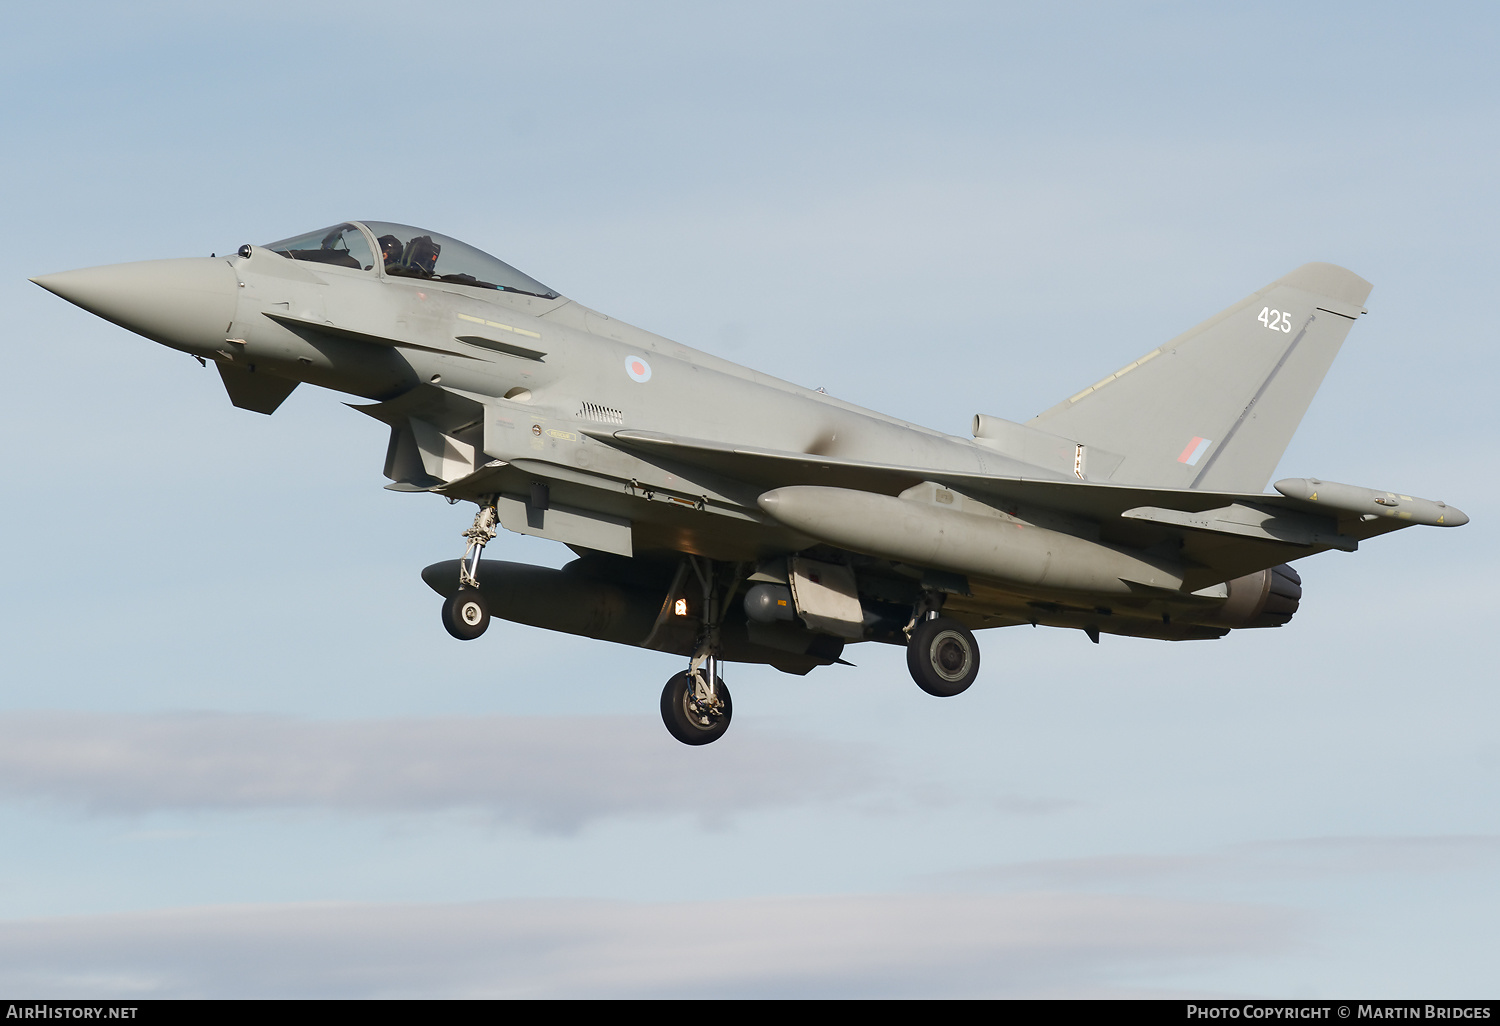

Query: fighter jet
31;221;1468;744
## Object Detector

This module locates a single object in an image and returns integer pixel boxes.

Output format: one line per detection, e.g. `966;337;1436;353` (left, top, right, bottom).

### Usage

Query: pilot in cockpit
378;235;404;272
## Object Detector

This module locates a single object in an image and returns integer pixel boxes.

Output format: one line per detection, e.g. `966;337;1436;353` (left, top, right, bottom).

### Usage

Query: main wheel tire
907;616;980;697
660;671;732;745
442;588;490;641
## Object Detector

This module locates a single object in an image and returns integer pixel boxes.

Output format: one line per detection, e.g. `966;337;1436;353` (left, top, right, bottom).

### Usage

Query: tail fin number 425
1258;307;1293;333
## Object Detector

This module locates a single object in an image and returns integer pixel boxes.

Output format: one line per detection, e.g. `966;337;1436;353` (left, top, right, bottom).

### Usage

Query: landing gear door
788;557;864;639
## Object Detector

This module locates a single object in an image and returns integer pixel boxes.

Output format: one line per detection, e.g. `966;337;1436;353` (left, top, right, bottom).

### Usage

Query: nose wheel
442;589;490;640
907;615;980;697
661;670;732;745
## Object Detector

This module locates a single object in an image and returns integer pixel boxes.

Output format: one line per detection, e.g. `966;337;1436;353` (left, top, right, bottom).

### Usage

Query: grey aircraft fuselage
31;220;1468;744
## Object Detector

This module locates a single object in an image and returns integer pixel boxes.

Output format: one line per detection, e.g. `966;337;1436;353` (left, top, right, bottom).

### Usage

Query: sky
1;0;1496;998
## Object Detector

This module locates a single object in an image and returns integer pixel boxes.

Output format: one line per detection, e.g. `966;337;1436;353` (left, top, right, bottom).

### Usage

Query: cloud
0;892;1296;998
0;712;888;832
931;836;1500;891
1242;835;1500;875
938;853;1222;890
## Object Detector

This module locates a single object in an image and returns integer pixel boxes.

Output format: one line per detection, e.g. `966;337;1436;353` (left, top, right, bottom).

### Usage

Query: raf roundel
625;355;652;383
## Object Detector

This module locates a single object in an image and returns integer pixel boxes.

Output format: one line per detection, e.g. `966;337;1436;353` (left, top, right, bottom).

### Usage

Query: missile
1274;478;1469;527
757;485;1183;595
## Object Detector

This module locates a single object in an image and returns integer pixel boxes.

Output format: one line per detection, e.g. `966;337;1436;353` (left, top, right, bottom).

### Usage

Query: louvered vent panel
579;402;624;425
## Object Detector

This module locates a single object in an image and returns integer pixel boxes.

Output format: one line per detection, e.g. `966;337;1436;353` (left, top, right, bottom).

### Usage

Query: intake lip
31;257;239;352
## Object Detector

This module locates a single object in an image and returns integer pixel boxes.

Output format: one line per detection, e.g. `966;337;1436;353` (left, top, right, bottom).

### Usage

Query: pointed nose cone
31;257;238;352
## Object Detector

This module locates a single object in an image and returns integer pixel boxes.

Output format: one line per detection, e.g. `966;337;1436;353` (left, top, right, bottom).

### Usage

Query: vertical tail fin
1030;263;1372;491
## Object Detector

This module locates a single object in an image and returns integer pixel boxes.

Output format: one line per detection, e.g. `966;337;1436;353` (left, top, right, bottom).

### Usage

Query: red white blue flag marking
1177;436;1212;466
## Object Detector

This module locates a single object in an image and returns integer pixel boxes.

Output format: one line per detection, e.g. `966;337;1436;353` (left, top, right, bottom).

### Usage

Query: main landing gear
905;595;980;697
441;500;497;641
661;670;733;746
660;556;734;746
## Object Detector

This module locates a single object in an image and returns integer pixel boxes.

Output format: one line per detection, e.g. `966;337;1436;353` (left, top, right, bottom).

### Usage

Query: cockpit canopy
265;223;374;270
263;221;559;299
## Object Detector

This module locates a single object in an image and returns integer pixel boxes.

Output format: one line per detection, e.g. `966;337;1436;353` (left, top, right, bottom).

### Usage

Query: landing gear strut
904;594;980;697
660;556;734;745
441;500;497;641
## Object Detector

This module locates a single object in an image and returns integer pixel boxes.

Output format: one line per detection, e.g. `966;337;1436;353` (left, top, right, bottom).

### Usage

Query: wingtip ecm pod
1030;262;1376;493
1274;478;1469;528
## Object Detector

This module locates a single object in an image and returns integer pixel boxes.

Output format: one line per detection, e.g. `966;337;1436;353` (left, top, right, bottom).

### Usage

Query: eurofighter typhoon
32;222;1468;744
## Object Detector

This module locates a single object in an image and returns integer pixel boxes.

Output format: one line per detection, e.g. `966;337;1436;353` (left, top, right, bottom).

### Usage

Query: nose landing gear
441;500;497;641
